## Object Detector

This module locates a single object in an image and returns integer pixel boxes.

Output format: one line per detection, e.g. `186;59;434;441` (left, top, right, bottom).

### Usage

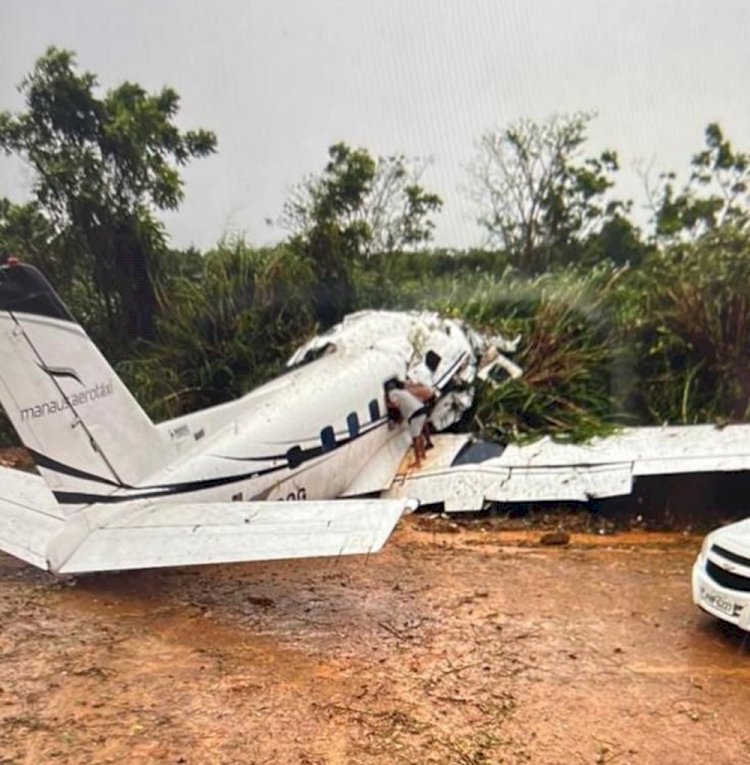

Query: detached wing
386;425;750;512
47;498;412;574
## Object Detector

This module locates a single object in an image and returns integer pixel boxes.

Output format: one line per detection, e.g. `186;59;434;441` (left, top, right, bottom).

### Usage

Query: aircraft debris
3;260;750;577
385;424;750;512
288;309;521;432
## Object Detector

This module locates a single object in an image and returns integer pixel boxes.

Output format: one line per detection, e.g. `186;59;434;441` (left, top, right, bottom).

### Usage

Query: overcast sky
1;0;748;251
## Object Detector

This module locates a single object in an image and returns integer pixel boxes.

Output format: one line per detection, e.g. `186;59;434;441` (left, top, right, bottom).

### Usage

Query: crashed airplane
2;259;750;577
0;260;518;573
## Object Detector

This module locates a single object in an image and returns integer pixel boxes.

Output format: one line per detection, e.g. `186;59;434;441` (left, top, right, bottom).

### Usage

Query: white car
692;518;750;631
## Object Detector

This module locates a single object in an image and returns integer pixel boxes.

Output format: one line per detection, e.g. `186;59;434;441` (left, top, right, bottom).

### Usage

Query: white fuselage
109;345;409;507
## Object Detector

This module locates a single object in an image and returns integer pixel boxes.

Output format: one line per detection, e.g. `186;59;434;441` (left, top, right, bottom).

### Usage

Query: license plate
700;586;736;616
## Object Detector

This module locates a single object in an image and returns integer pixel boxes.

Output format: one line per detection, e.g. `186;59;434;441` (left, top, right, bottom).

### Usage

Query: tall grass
119;239;317;421
622;226;750;423
2;229;748;448
462;267;628;442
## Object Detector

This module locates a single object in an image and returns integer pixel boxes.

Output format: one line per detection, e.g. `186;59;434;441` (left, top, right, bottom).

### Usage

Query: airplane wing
385;424;750;512
0;465;414;574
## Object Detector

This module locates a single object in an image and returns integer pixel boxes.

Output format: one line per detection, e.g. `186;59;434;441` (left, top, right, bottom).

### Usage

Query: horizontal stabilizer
0;465;63;568
48;497;413;574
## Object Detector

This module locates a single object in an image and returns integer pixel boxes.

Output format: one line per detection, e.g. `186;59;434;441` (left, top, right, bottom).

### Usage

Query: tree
282;142;443;257
468;113;626;273
0;47;216;345
652;123;750;242
0;199;56;273
281;142;442;325
579;213;651;269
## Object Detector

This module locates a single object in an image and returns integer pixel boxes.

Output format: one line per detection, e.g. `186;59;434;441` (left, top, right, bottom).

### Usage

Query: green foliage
623;225;750;423
0;408;16;448
0;47;216;347
579;214;652;269
119;239;316;421
0;199;56;269
283;142;443;257
468;113;628;273
654;123;750;242
282;142;442;326
453;267;627;443
1;68;749;454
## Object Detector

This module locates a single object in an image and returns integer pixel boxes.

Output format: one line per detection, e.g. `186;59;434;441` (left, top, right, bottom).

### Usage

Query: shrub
624;226;750;423
469;266;628;442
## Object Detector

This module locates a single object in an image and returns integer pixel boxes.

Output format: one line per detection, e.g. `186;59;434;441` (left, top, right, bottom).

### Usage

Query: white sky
1;0;748;251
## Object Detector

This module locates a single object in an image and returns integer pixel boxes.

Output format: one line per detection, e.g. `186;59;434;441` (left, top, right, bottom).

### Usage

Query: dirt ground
1;514;749;765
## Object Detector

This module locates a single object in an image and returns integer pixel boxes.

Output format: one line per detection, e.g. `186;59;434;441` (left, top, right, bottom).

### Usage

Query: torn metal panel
341;429;412;497
288;310;520;432
294;314;750;515
386;458;634;509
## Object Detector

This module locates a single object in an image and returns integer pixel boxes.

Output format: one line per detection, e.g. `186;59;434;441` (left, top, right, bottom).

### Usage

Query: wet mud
1;517;749;764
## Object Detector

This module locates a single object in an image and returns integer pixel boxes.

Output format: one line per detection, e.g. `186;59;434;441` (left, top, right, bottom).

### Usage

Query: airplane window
347;412;360;437
369;399;380;422
286;446;303;469
425;350;441;372
320;425;336;452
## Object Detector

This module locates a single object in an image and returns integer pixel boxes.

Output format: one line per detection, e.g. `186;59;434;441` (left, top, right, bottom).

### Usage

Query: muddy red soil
1;516;749;765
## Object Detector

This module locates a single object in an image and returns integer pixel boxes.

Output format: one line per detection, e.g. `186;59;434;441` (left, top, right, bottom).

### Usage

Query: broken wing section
387;459;634;512
47;498;415;574
385;425;750;513
383;433;633;511
0;465;63;569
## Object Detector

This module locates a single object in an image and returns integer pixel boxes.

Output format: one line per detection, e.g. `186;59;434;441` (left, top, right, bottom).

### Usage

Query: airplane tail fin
0;261;167;514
